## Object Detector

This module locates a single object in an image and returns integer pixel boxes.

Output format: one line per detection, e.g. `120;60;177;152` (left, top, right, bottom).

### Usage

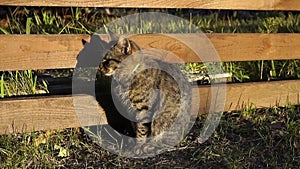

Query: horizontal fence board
0;34;300;71
0;0;299;10
0;94;107;134
0;34;88;71
1;80;299;134
212;80;300;112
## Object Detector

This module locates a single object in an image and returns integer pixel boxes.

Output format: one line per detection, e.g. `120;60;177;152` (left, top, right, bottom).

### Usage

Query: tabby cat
99;34;192;154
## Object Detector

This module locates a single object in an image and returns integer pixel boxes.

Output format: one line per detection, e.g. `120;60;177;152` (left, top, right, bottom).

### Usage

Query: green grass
1;8;300;34
0;71;48;98
0;7;299;168
222;60;300;82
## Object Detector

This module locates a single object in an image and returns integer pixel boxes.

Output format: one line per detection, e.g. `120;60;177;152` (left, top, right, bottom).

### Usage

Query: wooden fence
0;1;300;134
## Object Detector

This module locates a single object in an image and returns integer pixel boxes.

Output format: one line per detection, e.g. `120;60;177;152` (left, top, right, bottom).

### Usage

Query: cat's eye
103;61;110;67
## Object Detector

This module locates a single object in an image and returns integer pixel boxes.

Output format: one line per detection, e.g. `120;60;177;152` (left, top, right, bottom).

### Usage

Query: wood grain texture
0;34;90;71
0;0;299;10
1;80;299;134
0;94;107;134
1;34;300;71
197;80;300;113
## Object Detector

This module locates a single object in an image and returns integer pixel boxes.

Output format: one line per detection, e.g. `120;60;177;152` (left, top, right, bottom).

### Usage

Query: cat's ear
117;36;132;55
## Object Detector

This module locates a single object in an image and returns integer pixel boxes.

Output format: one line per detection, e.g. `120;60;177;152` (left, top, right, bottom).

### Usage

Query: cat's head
99;36;140;76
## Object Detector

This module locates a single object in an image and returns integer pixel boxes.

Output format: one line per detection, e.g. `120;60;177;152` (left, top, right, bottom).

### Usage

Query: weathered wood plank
1;34;300;71
130;34;300;63
0;94;107;134
0;0;299;10
0;34;89;71
198;80;300;113
1;80;299;134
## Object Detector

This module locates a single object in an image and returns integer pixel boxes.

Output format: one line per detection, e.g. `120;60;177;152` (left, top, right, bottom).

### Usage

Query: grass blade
26;17;32;35
270;60;277;78
0;27;10;35
0;74;4;98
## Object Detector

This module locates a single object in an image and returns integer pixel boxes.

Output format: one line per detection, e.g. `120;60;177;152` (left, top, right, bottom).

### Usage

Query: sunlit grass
0;128;87;168
1;8;300;34
0;71;48;98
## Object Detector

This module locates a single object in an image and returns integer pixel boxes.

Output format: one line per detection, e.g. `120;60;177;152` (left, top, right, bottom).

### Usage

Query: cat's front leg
135;122;151;142
133;122;158;156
